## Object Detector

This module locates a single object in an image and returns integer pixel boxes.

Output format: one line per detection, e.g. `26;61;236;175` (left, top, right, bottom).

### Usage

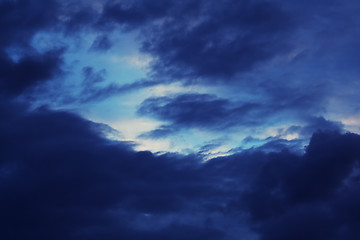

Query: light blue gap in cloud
29;30;151;116
31;30;147;89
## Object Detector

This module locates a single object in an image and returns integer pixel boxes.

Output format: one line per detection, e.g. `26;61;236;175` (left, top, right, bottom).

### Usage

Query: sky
1;0;360;239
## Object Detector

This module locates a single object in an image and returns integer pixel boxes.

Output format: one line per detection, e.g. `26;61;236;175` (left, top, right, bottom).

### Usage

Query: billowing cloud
1;100;360;239
0;100;218;239
237;131;360;240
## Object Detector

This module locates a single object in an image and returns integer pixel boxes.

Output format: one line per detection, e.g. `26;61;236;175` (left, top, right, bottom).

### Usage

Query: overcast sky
1;0;360;239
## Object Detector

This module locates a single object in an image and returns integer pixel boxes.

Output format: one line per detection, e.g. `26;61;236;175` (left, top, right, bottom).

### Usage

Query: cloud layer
1;100;360;239
1;0;360;239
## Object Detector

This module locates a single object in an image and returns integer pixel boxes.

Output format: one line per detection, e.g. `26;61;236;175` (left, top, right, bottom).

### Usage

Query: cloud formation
239;131;360;240
0;101;215;239
137;93;338;138
140;0;294;79
1;99;360;239
1;0;360;239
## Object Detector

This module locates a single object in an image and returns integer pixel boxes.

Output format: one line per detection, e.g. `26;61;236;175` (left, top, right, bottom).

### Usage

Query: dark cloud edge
136;93;344;138
1;100;360;239
2;0;360;238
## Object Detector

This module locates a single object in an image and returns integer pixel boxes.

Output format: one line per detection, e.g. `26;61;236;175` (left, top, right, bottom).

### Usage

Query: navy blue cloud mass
2;101;360;239
141;1;294;79
137;93;331;134
1;0;360;239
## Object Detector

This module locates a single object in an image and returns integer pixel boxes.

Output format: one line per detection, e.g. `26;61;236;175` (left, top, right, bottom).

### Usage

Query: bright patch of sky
18;24;359;157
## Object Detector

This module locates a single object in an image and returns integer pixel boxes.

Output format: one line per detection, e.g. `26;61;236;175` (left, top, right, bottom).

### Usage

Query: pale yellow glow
111;118;160;139
341;117;360;134
110;54;153;69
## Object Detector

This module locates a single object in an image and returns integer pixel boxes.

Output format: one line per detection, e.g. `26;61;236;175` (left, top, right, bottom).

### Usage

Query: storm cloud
1;100;360;239
1;0;360;239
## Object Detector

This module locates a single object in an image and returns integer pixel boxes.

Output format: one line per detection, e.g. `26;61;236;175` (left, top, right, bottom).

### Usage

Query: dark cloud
90;35;113;52
30;78;163;106
138;125;177;139
1;98;360;239
255;137;304;154
137;93;323;134
247;117;346;153
302;117;344;135
100;0;173;28
0;49;64;96
0;0;103;98
0;0;64;97
78;79;161;103
1;1;360;239
2;0;357;112
0;100;223;239
137;93;250;130
139;0;294;79
0;0;59;49
235;131;360;240
94;0;297;80
94;0;360;117
62;5;99;34
0;0;99;48
284;117;344;139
